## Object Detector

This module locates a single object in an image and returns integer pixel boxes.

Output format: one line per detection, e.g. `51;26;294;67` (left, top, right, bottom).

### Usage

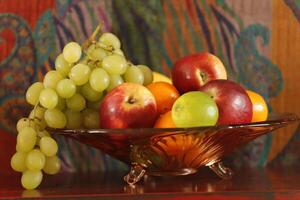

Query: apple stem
200;71;207;83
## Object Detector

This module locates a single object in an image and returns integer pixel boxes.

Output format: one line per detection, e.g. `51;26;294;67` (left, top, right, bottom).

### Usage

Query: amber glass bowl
50;113;299;185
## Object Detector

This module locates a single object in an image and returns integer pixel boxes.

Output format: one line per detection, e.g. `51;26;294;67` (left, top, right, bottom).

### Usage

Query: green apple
172;91;218;127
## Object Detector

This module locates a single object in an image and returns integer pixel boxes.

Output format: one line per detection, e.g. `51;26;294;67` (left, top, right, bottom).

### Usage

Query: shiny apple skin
172;52;227;94
199;80;253;125
100;83;158;128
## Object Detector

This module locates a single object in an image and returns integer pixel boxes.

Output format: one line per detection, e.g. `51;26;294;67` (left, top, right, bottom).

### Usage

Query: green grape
65;109;83;129
36;130;50;146
69;63;91;86
16;144;22;152
82;108;100;129
21;170;43;190
89;68;110;92
26;82;44;106
80;56;90;65
29;107;47;131
138;65;153;85
44;109;67;128
66;93;86;111
39;88;58;109
37;130;50;138
17;127;37;152
124;65;144;84
37;120;47;131
114;49;124;56
55;54;72;77
87;44;107;61
99;32;121;50
87;100;102;110
43;70;63;89
39;137;58;157
102;54;127;75
81;83;103;102
16;118;30;132
55;96;66;110
106;75;124;91
88;63;97;71
11;152;27;172
26;149;45;171
95;61;103;68
62;42;82;63
28;118;46;131
43;156;60;175
29;106;46;120
56;79;76;98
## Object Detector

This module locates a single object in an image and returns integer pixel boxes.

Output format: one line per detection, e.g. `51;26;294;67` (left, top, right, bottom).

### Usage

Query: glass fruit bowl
49;113;299;185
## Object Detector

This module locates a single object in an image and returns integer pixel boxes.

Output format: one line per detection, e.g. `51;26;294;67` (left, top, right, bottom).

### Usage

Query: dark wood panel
1;166;300;199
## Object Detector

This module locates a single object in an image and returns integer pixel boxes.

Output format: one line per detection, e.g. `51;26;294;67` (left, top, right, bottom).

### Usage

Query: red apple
100;83;158;128
172;52;227;94
199;80;252;125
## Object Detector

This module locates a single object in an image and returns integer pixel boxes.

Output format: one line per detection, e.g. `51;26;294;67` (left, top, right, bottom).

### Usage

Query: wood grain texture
269;0;300;161
1;167;300;199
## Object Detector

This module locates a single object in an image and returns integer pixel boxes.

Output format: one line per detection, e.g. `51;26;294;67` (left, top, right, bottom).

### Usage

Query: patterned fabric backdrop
0;0;300;174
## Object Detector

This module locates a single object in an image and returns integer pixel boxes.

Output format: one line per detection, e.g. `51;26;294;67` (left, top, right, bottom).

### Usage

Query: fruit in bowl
147;82;180;115
11;24;296;190
246;90;269;122
100;83;158;128
199;79;253;125
172;91;219;127
154;111;176;128
172;52;227;94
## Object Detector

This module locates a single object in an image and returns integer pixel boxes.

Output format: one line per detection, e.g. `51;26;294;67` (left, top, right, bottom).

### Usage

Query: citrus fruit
246;90;268;122
147;82;180;114
154;111;176;128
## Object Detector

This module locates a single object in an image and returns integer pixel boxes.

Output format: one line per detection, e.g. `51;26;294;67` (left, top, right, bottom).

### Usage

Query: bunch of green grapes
11;31;153;190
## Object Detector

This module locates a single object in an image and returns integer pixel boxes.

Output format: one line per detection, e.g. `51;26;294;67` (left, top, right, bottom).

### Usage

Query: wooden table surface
1;166;300;199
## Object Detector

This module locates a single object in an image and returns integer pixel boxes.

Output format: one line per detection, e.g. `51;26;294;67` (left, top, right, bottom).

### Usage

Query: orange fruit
246;90;268;122
154;111;176;128
147;82;180;114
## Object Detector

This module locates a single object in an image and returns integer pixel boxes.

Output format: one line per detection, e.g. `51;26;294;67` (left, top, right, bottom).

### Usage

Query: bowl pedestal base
123;161;233;185
208;161;233;180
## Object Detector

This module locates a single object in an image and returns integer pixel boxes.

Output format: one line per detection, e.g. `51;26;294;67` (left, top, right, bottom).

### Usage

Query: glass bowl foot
147;168;198;176
208;161;233;180
123;163;146;185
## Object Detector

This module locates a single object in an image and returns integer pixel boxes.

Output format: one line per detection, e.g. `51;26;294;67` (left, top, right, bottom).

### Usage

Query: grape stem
29;103;44;131
82;22;104;50
30;103;40;120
